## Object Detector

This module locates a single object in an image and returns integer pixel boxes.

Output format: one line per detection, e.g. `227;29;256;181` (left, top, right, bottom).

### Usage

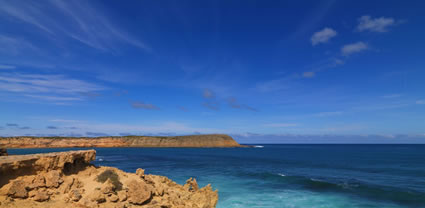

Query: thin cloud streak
311;27;337;45
131;101;160;110
341;42;368;56
357;15;398;32
0;1;150;52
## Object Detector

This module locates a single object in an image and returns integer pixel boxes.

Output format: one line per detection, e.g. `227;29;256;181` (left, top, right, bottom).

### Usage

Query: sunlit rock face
0;134;243;148
0;150;219;208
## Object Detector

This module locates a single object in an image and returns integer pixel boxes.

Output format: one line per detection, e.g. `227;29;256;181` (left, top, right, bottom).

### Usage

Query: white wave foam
254;145;264;148
278;173;286;177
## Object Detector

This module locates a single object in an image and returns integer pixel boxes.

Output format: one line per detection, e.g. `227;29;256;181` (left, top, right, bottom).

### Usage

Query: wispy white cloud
263;123;298;128
0;2;53;33
381;94;402;99
131;101;160;110
320;124;365;133
416;100;425;105
24;94;83;101
302;71;315;78
311;27;337;46
227;97;258;112
50;119;82;123
0;64;16;70
357;15;398;32
202;102;219;111
0;72;105;104
313;111;343;117
341;41;368;56
0;73;104;94
0;35;41;55
0;1;150;52
256;74;299;92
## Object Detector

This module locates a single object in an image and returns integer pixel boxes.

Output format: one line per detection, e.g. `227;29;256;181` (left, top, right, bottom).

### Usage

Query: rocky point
0;150;218;208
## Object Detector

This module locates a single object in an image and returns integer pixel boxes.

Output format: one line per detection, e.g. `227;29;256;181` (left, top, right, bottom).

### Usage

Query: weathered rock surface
0;134;243;148
0;150;219;208
0;148;7;156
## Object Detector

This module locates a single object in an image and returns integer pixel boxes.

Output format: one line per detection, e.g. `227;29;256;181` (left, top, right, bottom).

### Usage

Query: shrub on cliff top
96;170;122;191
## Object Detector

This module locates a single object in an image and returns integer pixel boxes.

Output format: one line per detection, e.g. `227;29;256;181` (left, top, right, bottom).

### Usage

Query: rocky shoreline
0;134;244;148
0;150;218;207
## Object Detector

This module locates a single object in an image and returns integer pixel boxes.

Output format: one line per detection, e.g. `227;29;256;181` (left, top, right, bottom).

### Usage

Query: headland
0;134;244;148
0;150;218;207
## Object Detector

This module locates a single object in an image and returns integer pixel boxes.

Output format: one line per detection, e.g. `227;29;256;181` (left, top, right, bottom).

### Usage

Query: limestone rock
185;178;199;192
90;190;106;203
127;180;152;205
108;194;119;202
7;180;28;198
31;175;46;189
117;190;127;202
101;178;115;194
45;170;63;188
33;190;49;202
69;189;82;202
136;168;145;178
0;134;243;148
0;150;219;207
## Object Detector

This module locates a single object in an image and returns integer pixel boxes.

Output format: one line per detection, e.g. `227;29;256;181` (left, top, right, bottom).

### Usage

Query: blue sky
0;0;424;143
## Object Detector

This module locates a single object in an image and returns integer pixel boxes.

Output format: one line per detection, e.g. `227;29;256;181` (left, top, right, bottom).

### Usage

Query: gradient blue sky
1;0;424;143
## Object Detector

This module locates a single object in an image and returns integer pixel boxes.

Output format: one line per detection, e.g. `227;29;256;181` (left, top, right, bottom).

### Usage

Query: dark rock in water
0;148;7;156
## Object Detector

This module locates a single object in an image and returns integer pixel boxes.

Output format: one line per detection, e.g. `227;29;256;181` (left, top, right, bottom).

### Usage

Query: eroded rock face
0;148;7;156
7;180;27;199
0;150;219;208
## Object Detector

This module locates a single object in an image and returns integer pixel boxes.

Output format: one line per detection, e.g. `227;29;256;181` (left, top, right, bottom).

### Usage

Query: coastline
0;150;218;207
0;134;246;149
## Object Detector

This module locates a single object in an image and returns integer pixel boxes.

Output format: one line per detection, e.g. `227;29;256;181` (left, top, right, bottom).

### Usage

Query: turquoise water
8;145;425;208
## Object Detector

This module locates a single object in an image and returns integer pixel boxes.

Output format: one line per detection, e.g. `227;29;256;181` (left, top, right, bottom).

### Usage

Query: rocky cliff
0;134;243;148
0;150;218;207
0;148;6;156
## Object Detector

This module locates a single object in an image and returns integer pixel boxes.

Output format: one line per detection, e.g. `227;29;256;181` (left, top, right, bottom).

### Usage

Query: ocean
8;144;425;208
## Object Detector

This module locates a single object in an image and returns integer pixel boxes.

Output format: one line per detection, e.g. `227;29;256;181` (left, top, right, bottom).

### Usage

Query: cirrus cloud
357;15;398;32
341;41;368;56
311;27;337;46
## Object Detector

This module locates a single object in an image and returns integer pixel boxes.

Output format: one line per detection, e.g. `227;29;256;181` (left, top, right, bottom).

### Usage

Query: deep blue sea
8;145;425;208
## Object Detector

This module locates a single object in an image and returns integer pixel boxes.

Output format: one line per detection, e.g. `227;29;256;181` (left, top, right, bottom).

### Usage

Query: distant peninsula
0;134;244;148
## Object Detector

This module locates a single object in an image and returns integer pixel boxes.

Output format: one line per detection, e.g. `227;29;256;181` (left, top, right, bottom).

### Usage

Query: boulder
31;175;46;189
185;177;199;192
7;180;28;198
127;180;152;205
68;189;82;202
45;170;63;188
33;190;50;202
117;190;127;202
89;190;106;203
101;178;115;194
136;168;145;178
108;194;119;202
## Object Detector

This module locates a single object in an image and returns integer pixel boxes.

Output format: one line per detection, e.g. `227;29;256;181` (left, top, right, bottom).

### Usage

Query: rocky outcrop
0;150;218;208
0;148;7;156
0;134;243;148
